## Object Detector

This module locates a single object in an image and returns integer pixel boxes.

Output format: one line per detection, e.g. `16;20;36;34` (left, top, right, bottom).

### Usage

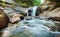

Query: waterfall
32;6;38;16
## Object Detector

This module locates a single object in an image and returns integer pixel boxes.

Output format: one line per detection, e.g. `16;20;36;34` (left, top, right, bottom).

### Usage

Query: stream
2;17;60;37
1;6;60;37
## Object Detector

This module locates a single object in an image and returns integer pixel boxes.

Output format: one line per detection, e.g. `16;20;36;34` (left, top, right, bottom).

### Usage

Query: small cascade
32;6;38;16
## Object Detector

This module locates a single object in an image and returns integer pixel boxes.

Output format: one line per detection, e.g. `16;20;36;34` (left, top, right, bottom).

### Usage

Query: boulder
9;13;24;24
43;7;60;17
0;9;9;30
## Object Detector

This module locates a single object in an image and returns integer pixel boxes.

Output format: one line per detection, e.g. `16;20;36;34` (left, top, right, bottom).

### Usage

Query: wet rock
3;0;15;4
36;6;43;16
0;31;2;37
53;21;60;32
9;14;24;24
40;7;60;19
48;17;60;22
0;9;9;30
41;0;57;11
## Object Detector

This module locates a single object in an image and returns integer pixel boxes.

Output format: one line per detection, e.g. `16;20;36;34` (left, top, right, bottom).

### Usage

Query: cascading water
2;18;60;37
32;6;38;16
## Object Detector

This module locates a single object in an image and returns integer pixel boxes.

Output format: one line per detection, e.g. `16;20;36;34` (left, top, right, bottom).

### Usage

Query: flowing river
1;6;60;37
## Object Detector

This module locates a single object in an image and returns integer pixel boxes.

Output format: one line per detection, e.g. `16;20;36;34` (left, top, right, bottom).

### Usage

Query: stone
0;9;9;30
9;14;24;24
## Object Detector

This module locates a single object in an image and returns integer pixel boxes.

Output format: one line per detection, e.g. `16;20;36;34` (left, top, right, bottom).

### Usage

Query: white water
2;4;60;37
2;18;56;37
32;6;38;16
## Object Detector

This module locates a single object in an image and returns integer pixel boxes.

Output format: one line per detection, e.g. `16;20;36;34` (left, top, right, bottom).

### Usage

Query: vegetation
0;0;5;7
14;0;41;7
0;0;60;8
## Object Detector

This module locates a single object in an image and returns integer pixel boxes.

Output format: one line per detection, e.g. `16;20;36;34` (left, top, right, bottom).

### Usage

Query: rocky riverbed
0;0;60;37
0;16;60;37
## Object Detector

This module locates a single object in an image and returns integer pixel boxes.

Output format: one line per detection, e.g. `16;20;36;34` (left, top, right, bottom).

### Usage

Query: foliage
0;0;5;7
14;0;41;7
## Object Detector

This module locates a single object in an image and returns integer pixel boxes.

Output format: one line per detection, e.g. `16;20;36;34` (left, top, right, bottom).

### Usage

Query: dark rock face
36;6;43;16
48;17;60;22
0;9;9;30
48;17;60;31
